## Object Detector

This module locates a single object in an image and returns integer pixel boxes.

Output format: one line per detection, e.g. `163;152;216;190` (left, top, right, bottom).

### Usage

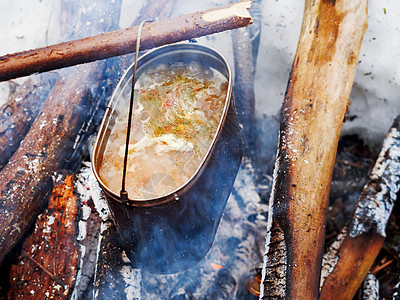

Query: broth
98;62;228;199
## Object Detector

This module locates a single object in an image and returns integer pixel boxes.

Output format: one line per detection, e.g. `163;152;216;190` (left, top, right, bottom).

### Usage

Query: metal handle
120;20;152;204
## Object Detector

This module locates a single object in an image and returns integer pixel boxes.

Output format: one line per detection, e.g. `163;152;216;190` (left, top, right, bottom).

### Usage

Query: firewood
0;0;123;265
8;173;79;299
360;273;380;300
231;27;256;145
320;115;400;299
0;74;58;170
259;0;368;298
0;1;253;82
231;0;262;150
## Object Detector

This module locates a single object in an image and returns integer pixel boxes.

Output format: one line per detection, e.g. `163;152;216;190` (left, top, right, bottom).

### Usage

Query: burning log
320;115;400;299
260;0;368;298
0;1;253;82
0;0;123;265
0;74;58;170
8;173;79;299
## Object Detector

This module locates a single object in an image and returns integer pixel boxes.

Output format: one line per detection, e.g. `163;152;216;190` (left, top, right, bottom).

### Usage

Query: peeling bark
260;0;368;298
320;115;400;299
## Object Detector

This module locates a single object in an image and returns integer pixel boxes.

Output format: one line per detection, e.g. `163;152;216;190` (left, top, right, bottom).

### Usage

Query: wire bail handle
120;20;152;204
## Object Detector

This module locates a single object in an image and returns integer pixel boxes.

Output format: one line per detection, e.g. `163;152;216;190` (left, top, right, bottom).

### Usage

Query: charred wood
93;220;141;300
201;233;258;299
360;273;380;300
320;115;400;299
231;0;262;151
0;1;253;82
260;0;368;298
8;173;79;299
71;167;103;299
0;0;123;265
393;281;400;300
0;74;58;170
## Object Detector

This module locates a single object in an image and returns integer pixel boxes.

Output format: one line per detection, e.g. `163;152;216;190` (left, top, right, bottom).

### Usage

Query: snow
0;0;399;148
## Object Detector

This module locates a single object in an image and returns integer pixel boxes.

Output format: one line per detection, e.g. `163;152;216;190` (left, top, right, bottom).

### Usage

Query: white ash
361;273;380;300
71;162;105;300
320;230;347;288
349;125;400;238
75;161;111;221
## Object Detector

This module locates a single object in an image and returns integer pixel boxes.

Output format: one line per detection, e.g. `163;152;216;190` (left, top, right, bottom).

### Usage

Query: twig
20;253;67;290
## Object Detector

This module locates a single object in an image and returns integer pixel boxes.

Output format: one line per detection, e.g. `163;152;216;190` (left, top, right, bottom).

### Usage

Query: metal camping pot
92;43;242;273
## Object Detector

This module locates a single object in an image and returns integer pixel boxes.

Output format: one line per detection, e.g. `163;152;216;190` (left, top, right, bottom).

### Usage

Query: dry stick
320;115;400;299
0;0;122;265
259;0;368;299
20;253;67;289
0;1;253;82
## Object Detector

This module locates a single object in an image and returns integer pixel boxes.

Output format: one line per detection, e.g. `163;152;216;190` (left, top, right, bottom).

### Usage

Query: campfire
0;0;399;299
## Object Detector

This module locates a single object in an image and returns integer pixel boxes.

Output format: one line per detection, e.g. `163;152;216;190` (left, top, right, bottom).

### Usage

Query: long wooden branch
260;0;368;298
0;1;253;82
320;115;400;299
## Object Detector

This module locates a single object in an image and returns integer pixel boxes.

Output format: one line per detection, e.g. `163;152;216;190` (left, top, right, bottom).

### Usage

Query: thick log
8;173;79;299
0;0;122;265
0;1;253;82
0;65;99;264
260;0;368;298
0;74;58;170
320;115;400;299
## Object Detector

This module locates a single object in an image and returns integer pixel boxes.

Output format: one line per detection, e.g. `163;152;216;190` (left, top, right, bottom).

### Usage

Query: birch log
320;115;400;299
260;0;368;298
0;1;253;82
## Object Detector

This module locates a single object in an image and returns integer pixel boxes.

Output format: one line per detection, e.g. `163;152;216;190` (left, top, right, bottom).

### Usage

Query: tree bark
8;173;79;299
0;74;58;170
260;0;368;298
320;115;400;299
0;1;253;82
